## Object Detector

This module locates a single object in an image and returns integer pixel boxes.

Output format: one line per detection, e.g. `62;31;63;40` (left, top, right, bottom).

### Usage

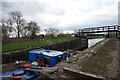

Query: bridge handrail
78;25;120;33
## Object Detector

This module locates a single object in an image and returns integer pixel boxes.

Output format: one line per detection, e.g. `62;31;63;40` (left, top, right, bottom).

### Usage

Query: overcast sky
1;0;119;33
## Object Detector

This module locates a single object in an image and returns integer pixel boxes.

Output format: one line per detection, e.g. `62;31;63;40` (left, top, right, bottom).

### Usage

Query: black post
78;29;80;36
103;27;104;31
107;26;110;38
114;26;116;30
116;31;118;37
118;26;120;38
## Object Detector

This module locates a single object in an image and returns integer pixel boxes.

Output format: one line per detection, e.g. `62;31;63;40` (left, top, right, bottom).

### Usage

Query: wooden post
114;26;116;30
117;26;120;38
107;26;110;38
78;29;80;37
92;28;94;32
98;28;99;31
103;27;104;31
116;31;118;37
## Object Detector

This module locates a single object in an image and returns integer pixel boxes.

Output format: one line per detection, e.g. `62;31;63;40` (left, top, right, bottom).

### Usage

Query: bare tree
1;18;8;38
6;19;14;34
0;18;14;38
44;27;59;37
9;11;25;37
25;21;40;39
19;23;28;37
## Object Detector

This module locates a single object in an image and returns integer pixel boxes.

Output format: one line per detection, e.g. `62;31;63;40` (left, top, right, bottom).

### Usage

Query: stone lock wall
2;38;88;64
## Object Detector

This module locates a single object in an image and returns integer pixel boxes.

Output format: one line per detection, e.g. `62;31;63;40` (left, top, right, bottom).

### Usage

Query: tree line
0;11;60;39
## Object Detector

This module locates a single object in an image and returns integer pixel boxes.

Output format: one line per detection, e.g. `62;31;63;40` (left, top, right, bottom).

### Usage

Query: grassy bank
86;35;106;38
2;37;77;53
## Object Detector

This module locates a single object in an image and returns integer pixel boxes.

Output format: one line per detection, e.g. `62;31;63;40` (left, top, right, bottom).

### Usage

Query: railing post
118;26;120;38
114;26;116;30
107;26;110;38
103;27;104;31
78;29;80;36
92;28;93;32
116;31;118;37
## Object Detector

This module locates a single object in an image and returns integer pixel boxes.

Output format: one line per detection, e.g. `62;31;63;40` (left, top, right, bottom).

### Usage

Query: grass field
2;37;77;53
86;35;106;38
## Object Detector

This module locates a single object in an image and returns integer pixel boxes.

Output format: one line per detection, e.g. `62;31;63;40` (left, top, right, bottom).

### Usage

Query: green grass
86;35;106;38
2;37;77;53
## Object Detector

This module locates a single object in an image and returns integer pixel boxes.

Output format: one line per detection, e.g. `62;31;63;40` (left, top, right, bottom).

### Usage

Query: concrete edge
63;67;105;80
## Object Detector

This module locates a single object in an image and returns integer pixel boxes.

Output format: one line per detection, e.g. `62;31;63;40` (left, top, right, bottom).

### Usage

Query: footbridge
76;25;120;38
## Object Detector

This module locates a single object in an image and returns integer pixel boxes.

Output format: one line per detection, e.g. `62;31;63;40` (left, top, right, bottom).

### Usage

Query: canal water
88;38;104;47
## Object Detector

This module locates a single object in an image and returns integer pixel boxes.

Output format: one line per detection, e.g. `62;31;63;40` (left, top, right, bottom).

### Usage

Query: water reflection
88;38;104;47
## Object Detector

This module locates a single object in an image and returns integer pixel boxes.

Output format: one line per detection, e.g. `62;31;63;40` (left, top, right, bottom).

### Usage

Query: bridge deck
80;26;120;33
76;25;120;37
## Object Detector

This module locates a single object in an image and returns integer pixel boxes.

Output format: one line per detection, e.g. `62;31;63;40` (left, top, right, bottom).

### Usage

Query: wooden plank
63;67;105;80
24;67;59;74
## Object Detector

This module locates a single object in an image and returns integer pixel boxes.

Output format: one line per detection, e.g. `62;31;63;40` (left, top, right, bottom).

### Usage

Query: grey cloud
2;2;65;17
2;2;14;8
1;1;118;31
2;2;47;17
